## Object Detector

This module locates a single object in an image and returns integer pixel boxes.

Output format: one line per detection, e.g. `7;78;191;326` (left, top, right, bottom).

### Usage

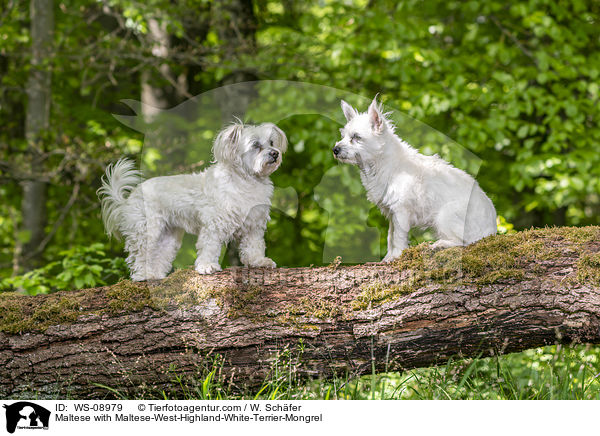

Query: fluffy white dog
98;122;287;280
334;97;497;262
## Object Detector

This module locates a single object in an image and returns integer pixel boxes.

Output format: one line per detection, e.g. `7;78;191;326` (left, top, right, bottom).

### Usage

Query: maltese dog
98;122;287;280
334;97;496;262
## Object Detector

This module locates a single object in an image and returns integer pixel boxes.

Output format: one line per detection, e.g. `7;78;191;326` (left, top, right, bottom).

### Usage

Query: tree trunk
19;0;54;270
1;226;599;398
141;18;174;121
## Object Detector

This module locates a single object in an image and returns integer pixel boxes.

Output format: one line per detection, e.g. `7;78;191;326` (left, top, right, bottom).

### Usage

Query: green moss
353;226;598;311
299;324;320;331
477;269;525;285
0;294;28;333
108;270;239;313
394;227;573;287
352;281;397;310
396;244;429;271
106;281;156;313
107;270;265;320
546;226;600;243
31;298;81;326
213;285;263;318
274;296;343;329
151;269;218;306
0;293;85;334
0;268;235;333
351;276;428;310
577;252;600;286
328;256;343;270
293;296;341;319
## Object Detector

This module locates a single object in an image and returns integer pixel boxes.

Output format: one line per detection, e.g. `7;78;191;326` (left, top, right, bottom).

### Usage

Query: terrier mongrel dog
333;97;497;262
98;122;287;280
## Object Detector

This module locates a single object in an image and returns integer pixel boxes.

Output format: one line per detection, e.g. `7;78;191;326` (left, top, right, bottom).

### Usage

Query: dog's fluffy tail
97;158;142;239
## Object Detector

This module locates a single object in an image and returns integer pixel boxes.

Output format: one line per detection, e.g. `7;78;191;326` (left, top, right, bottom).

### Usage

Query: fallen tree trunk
1;226;599;398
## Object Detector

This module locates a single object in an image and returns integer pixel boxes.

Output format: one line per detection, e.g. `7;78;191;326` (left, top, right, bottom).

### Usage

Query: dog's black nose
333;145;341;156
269;150;279;159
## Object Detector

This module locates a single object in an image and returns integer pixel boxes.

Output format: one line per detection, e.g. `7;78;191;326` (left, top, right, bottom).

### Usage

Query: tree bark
1;227;599;398
141;18;174;121
19;0;54;270
213;0;259;122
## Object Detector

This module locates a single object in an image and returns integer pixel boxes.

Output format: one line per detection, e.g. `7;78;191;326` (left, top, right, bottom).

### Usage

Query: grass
70;344;600;400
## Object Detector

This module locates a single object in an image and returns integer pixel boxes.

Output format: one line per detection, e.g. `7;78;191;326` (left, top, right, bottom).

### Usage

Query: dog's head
333;96;390;167
213;122;287;178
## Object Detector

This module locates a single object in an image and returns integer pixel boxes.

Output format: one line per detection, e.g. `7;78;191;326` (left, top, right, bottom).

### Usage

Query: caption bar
1;400;325;434
54;401;321;424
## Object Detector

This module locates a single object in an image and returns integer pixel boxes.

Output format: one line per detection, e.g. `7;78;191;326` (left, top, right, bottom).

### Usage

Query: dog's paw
195;262;222;275
131;273;166;281
381;252;402;263
430;240;460;251
248;257;277;268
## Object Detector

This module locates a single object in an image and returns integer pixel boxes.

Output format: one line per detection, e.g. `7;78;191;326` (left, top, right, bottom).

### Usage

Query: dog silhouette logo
3;402;50;433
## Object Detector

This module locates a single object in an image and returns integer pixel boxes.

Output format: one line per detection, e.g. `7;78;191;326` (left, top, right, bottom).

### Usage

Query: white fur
334;97;497;262
98;122;287;280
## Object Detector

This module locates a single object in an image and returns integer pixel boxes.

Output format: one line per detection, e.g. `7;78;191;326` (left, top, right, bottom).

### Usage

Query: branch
1;226;599;398
489;15;537;64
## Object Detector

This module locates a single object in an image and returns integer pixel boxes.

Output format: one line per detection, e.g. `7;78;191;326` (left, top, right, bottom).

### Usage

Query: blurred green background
1;0;599;398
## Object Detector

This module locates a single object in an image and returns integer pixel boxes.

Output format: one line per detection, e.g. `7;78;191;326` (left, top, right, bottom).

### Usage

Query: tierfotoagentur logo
2;402;50;434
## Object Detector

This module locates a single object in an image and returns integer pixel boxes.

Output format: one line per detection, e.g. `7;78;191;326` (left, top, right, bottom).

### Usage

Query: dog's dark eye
269;140;273;147
351;134;361;142
252;141;261;149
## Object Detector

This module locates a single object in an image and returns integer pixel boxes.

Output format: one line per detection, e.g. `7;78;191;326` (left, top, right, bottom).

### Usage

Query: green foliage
0;244;127;295
496;215;516;235
243;0;600;228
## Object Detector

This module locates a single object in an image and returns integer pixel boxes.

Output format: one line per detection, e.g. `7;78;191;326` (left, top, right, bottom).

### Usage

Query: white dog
98;122;287;280
334;97;497;262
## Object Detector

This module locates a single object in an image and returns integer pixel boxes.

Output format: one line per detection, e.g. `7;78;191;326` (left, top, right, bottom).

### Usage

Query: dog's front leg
382;212;409;262
194;228;224;274
385;219;395;257
238;226;276;269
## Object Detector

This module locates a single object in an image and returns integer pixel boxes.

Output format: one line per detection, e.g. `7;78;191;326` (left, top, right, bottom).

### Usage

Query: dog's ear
268;123;288;153
341;100;358;122
213;123;243;163
368;96;384;134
